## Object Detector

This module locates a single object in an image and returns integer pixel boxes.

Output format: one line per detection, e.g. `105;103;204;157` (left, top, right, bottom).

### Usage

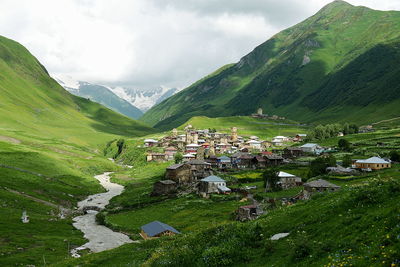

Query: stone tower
193;132;199;144
257;108;263;115
172;128;178;137
231;127;238;142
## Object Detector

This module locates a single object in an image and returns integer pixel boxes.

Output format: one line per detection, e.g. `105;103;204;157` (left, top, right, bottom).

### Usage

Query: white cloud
0;0;398;89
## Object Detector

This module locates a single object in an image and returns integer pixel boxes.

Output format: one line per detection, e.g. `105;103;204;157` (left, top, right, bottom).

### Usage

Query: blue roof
218;156;231;162
301;143;318;148
201;175;225;182
141;221;180;237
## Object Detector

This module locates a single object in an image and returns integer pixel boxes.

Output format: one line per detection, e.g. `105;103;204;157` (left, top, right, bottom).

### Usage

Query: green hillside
178;116;309;139
57;173;400;266
0;35;156;265
0;35;155;147
141;0;400;130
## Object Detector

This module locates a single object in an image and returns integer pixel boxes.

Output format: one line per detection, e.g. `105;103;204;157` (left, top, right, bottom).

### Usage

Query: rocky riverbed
71;172;133;257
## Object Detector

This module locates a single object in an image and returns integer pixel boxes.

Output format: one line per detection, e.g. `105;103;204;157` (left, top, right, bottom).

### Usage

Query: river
71;172;133;257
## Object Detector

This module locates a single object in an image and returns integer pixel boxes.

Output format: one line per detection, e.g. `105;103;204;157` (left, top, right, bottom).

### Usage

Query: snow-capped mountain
108;86;179;112
53;75;143;119
53;75;179;116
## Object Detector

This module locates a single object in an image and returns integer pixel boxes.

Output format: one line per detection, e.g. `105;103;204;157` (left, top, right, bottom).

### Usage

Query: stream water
71;172;133;257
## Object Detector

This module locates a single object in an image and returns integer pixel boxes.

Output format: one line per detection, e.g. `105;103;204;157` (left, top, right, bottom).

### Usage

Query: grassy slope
0;35;155;147
141;1;400;130
178;116;309;139
57;167;400;266
0;35;155;265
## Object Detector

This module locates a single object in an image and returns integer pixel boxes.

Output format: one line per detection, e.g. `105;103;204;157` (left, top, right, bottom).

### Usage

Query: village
132;114;394;239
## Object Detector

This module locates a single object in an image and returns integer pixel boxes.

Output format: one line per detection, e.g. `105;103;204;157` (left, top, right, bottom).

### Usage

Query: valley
1;1;400;266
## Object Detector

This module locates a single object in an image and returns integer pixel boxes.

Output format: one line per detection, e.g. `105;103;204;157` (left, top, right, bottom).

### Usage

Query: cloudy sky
0;0;399;89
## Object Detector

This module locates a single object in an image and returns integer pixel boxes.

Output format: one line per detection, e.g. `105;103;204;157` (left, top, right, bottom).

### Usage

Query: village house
236;204;264;222
165;147;178;160
300;143;322;154
247;140;262;150
277;171;302;189
205;155;218;168
235;153;254;169
186;143;201;154
151;180;177;196
272;136;289;146
216;143;231;154
140;221;180;240
187;159;213;180
165;163;192;184
302;179;340;200
199;175;231;195
146;153;167;162
293;134;307;142
283;147;304;158
217;156;232;170
182;153;196;162
354;157;391;171
264;154;284;166
144;138;158;147
252;156;267;168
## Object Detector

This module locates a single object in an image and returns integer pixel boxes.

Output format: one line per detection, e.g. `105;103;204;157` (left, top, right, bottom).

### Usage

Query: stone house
264;154;284;166
146;153;167;162
283;147;304;158
277;171;302;189
187;159;212;180
151;180;177;196
182;153;196;162
165;163;192;184
252;156;266;168
236;204;264;222
205;155;218;168
303;179;340;200
165;147;178;160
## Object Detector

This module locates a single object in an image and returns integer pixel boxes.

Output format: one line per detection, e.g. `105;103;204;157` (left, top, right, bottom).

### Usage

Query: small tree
114;139;125;158
338;139;351;151
342;155;352;168
309;156;336;177
174;152;183;164
263;168;280;192
389;151;400;162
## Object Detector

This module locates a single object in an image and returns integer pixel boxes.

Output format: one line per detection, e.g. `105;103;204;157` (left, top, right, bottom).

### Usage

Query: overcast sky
0;0;399;89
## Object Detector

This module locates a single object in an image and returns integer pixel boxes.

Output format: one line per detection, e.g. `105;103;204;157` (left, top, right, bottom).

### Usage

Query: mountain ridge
140;0;400;130
54;76;144;119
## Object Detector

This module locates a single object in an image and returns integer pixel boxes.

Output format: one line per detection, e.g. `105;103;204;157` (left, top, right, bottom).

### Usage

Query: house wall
355;162;391;170
165;166;191;183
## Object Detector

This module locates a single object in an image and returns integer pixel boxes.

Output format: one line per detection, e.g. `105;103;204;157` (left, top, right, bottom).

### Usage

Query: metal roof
356;157;390;164
217;185;231;192
300;143;318;148
144;139;158;143
141;221;180;237
278;171;296;178
201;175;225;182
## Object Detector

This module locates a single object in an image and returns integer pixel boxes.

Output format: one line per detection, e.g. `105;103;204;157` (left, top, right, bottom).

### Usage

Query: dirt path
4;188;60;208
0;135;21;144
